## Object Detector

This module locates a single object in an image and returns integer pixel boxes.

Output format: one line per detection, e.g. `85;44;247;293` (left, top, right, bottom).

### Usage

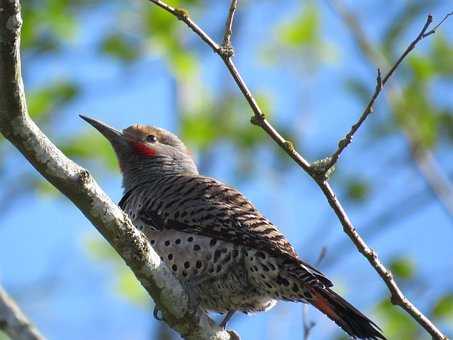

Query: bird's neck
121;156;198;192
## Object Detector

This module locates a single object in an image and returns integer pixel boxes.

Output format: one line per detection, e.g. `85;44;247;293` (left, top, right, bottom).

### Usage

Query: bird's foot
219;310;235;329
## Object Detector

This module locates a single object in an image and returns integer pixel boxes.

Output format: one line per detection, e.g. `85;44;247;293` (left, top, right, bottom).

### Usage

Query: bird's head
80;115;198;189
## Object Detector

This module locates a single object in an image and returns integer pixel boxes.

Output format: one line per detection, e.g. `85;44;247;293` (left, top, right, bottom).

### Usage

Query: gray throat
121;155;199;192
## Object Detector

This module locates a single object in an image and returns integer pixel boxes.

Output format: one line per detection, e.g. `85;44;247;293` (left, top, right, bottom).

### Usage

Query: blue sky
1;1;452;339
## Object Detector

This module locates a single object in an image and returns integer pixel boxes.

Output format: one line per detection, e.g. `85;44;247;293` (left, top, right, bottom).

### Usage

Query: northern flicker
81;115;386;340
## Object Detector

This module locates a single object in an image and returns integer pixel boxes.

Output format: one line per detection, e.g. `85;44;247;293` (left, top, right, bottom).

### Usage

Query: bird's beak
79;115;125;145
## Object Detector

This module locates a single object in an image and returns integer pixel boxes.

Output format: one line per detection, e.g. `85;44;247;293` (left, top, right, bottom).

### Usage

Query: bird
80;115;386;340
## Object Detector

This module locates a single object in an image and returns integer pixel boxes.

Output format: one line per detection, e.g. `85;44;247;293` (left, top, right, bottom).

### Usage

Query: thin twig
145;2;448;339
222;0;238;55
0;285;45;340
423;11;453;37
302;304;315;340
327;0;453;217
147;0;313;175
147;0;220;53
324;14;447;172
315;246;327;267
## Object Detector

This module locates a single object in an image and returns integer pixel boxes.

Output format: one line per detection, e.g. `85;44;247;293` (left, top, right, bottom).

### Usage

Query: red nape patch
131;142;156;157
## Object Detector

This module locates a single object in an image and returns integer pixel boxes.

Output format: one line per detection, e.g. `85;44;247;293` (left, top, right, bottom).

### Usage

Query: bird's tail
309;287;386;340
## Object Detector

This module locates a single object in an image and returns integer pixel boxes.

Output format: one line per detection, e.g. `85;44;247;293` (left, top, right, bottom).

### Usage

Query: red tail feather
310;288;386;340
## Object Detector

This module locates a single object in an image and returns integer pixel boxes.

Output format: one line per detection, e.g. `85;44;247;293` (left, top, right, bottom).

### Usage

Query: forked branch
324;12;453;172
145;1;449;338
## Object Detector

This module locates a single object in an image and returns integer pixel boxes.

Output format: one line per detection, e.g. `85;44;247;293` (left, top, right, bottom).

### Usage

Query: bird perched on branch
81;115;385;340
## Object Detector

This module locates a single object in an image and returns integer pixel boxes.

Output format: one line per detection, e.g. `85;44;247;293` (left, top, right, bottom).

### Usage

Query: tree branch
328;0;453;218
221;0;238;56
0;1;232;339
145;1;448;339
0;285;44;340
323;13;450;172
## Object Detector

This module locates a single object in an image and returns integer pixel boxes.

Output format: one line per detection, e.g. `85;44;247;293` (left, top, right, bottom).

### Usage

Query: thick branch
0;2;231;339
0;285;44;340
145;2;448;339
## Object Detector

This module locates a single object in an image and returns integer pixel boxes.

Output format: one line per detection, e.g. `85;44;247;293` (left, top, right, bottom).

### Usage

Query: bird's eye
145;135;157;143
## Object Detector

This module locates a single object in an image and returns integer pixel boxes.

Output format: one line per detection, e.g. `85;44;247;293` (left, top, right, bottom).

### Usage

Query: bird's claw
153;306;163;321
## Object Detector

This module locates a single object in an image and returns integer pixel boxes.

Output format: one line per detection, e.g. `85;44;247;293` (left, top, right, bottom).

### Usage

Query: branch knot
250;113;265;126
219;44;235;59
310;157;336;181
174;8;189;21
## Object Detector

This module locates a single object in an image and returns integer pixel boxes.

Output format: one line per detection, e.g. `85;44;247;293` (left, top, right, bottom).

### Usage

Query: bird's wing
120;175;331;287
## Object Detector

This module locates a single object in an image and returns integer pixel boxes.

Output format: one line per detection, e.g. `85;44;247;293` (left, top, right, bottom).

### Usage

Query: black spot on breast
193;244;201;251
187;236;193;242
262;265;269;272
209;239;217;247
175;238;181;245
182;271;188;277
269;263;276;271
216;265;222;273
265;282;273;289
150;240;155;245
172;264;177;271
184;261;190;269
168;254;173;260
196;261;202;269
164;240;170;246
276;276;290;287
253;265;259;271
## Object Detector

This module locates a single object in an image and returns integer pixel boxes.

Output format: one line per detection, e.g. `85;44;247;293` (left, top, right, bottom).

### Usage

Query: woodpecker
81;115;385;340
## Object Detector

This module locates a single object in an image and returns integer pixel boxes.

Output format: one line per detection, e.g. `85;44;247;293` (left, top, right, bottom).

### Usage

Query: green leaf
389;257;415;280
100;33;140;62
169;51;198;80
280;4;319;47
116;268;147;305
0;331;10;340
345;178;370;202
376;299;418;339
431;34;453;76
432;294;453;322
84;237;117;262
60;132;118;170
28;81;79;120
408;54;434;81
